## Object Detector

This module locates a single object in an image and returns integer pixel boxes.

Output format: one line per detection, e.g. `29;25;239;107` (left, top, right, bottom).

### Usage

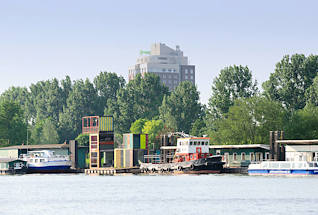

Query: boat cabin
174;137;211;162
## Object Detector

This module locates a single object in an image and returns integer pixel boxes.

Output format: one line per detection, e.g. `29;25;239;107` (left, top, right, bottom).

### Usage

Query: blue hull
27;165;71;173
249;169;318;175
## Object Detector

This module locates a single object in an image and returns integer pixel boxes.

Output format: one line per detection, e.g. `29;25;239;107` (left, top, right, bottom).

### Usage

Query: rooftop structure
129;43;195;90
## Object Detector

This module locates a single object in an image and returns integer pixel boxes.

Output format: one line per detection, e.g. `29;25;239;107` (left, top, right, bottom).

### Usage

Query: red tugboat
140;137;224;174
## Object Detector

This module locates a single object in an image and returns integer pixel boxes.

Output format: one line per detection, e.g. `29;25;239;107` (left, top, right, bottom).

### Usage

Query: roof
161;144;270;150
0;144;69;150
178;137;210;140
275;140;318;145
209;144;270;150
0;158;26;163
161;146;177;150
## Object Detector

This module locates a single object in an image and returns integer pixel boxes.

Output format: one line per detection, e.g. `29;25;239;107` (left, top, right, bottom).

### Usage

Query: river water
0;174;317;215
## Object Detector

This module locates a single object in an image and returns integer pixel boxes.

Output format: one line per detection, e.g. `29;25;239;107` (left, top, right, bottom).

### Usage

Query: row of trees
1;53;318;146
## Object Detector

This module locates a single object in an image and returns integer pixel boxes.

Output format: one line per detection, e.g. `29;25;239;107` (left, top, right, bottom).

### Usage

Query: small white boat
20;150;72;173
248;161;318;175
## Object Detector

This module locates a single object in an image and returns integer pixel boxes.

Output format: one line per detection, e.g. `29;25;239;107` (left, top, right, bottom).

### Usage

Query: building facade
128;43;195;90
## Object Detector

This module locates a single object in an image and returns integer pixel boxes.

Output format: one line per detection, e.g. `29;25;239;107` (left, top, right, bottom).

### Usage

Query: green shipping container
140;134;147;149
99;116;114;132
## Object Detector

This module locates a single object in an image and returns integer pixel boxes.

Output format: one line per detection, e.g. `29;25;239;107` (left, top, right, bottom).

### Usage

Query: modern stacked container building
82;116;114;169
114;133;148;168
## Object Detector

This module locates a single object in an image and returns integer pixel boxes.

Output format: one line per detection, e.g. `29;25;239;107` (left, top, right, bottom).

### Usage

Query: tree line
1;53;318;146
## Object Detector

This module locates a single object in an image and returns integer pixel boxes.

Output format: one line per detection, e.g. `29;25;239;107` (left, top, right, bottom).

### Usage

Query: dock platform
85;167;141;175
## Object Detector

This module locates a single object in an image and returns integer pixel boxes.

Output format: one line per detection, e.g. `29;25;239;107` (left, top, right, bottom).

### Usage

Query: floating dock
85;167;141;175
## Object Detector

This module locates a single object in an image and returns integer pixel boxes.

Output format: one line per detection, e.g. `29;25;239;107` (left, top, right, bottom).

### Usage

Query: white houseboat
248;161;318;175
20;150;71;173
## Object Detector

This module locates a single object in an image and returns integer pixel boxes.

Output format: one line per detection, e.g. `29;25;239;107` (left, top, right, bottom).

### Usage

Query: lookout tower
82;116;114;168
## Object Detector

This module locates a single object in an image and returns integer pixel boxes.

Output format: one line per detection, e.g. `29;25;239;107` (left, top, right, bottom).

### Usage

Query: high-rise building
128;43;195;90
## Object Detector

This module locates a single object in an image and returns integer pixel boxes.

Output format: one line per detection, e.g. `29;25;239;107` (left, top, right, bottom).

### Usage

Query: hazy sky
1;0;317;104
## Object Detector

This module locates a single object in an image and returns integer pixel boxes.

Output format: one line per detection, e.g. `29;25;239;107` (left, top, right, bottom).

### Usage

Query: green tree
30;118;59;144
284;105;318;140
130;118;147;134
305;75;318;106
59;79;98;141
190;118;207;137
263;54;318;110
159;81;202;134
142;119;164;149
75;133;89;146
0;100;26;145
210;96;286;145
94;72;125;116
208;65;258;120
108;73;169;133
0;86;32;122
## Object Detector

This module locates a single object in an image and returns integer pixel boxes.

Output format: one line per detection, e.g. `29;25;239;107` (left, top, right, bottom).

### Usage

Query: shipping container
114;149;124;168
123;149;133;168
140;134;149;149
133;149;146;166
99;116;114;132
123;133;144;149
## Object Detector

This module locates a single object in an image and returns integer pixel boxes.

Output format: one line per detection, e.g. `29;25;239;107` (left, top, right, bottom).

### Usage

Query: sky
1;0;318;104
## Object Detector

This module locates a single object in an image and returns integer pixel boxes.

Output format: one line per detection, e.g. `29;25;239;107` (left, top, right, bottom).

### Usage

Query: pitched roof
0;144;69;150
0;158;26;163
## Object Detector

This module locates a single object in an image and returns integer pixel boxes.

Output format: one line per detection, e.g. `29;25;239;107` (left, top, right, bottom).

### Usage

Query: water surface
0;174;317;215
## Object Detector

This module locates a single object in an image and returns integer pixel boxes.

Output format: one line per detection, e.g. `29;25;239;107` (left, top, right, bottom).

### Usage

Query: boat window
233;153;237;161
241;153;246;161
35;159;39;163
30;159;33;163
190;141;193;146
40;159;45;162
250;153;255;161
309;163;314;167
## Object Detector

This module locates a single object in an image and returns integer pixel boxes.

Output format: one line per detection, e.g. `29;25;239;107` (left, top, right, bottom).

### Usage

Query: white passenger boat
20;150;72;173
248;161;318;175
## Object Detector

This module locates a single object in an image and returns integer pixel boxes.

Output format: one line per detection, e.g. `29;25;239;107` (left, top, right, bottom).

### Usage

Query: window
185;75;188;79
241;152;246;161
190;141;193;145
190;69;193;74
162;69;166;72
185;69;188;74
250;152;255;161
265;153;270;160
40;159;45;162
233;153;237;161
190;75;193;79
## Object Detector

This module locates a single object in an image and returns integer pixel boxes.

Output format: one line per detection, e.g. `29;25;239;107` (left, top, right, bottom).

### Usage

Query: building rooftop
161;144;270;150
0;144;69;150
209;144;270;150
275;140;318;145
0;158;26;163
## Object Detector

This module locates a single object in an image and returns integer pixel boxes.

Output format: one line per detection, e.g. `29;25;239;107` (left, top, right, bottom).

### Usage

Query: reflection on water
1;174;318;215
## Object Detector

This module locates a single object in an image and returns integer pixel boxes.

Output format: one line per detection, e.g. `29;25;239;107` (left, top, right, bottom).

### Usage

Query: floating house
0;158;27;175
82;116;114;168
0;142;88;170
209;144;270;167
114;133;149;168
